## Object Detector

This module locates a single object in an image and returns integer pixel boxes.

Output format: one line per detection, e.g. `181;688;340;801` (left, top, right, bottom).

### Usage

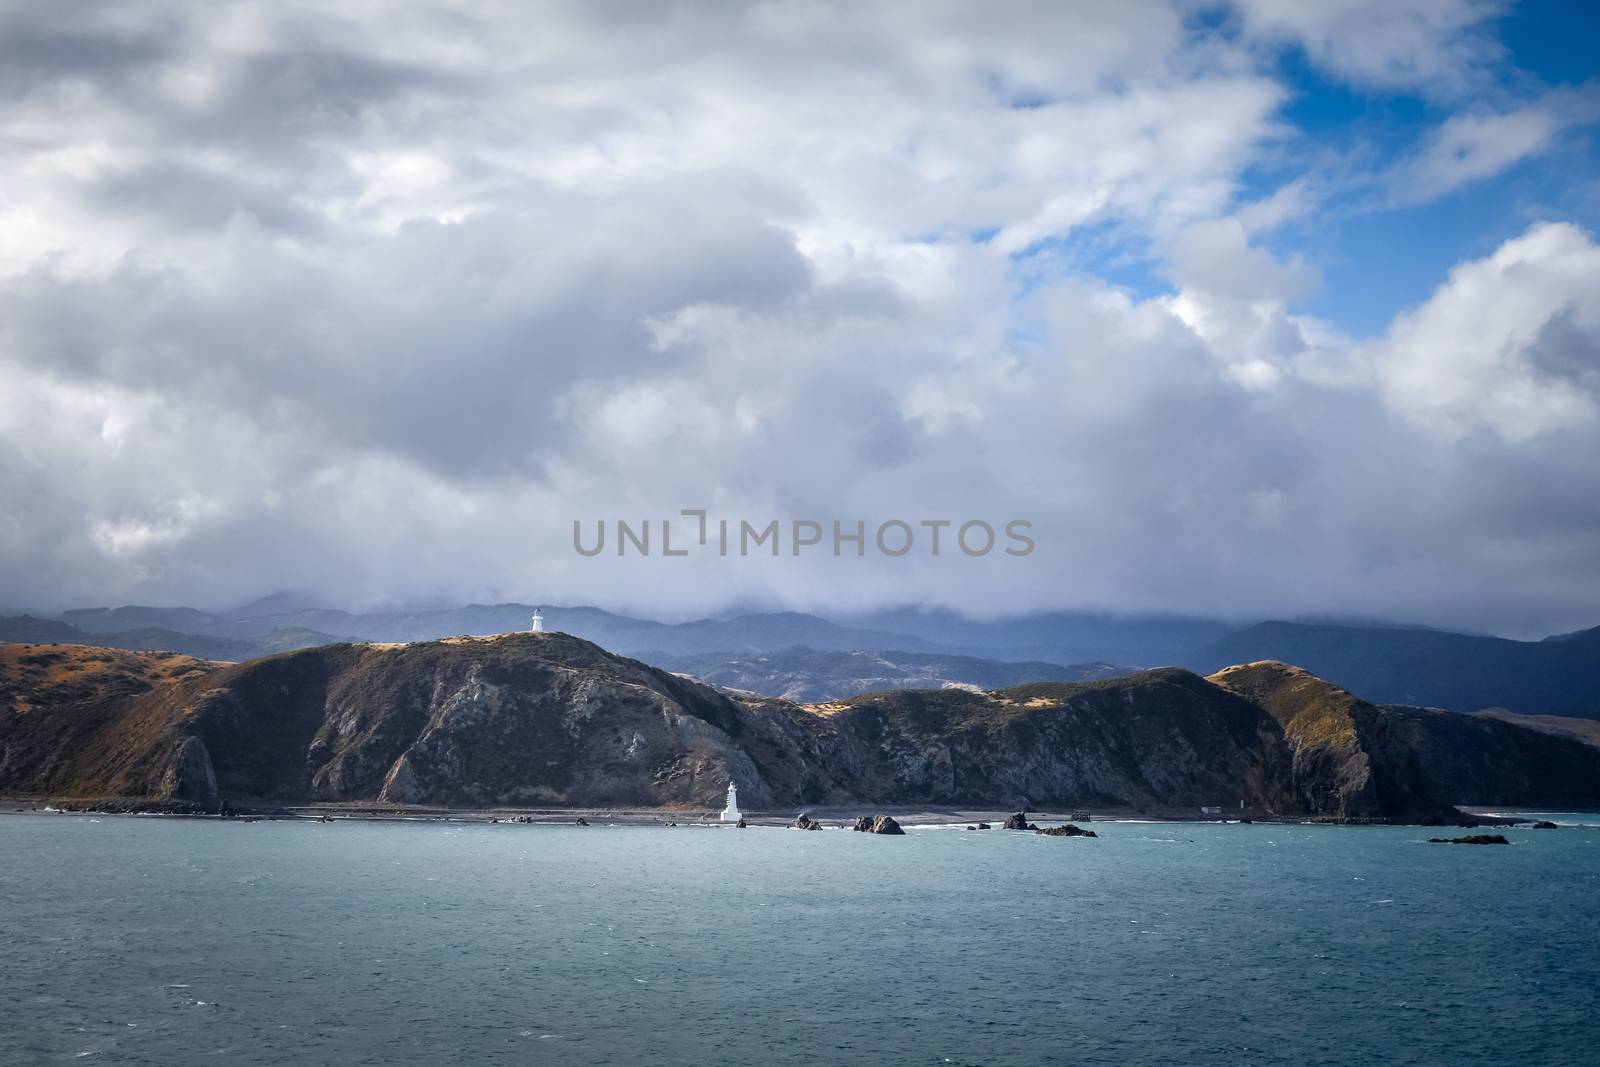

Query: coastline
2;796;1557;828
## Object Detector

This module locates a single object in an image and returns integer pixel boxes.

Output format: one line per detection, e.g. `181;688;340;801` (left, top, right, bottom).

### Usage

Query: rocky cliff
5;636;1599;820
1208;661;1600;819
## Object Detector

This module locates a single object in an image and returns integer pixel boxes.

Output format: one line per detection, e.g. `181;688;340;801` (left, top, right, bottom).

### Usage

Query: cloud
0;2;1598;637
1234;0;1506;98
1389;88;1600;203
1374;221;1600;441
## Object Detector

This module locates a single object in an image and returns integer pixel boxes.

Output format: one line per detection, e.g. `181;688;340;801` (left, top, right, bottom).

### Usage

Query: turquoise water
3;815;1598;1066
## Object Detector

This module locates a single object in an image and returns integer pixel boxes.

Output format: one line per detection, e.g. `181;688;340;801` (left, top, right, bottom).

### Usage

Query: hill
1474;709;1600;751
6;635;1600;820
1209;661;1600;814
1188;622;1600;717
0;635;1298;813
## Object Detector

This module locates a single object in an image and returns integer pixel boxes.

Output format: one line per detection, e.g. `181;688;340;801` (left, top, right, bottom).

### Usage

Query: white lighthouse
530;607;544;633
719;781;741;823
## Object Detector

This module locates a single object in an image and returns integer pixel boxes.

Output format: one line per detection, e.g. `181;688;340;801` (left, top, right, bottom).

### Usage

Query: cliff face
5;636;1598;819
811;670;1299;811
1207;661;1600;820
1207;662;1456;821
1382;704;1600;809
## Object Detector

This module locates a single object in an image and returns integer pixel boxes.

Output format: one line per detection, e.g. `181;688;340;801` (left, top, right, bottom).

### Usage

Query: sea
2;813;1598;1066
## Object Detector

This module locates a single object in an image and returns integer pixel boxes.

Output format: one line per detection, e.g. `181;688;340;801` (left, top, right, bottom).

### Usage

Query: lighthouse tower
719;781;741;822
530;607;544;633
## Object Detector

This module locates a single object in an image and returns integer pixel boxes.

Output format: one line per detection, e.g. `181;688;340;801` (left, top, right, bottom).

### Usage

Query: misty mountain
835;607;1238;666
6;605;930;663
1185;621;1600;717
52;597;1236;665
654;647;1130;703
0;616;352;662
60;606;224;635
16;601;1600;721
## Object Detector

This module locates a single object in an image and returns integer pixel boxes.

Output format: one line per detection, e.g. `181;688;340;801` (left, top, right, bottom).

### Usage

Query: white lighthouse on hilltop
530;607;544;633
720;781;741;823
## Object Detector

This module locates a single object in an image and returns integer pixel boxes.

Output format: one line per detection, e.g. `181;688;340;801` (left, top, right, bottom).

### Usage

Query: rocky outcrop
6;634;1600;822
851;814;905;835
1036;824;1097;838
1429;834;1509;845
161;735;219;806
1209;662;1456;822
793;813;822;830
1003;812;1030;830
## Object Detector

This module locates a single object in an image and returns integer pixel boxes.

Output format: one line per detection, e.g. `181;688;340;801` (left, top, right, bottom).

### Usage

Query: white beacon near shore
720;781;741;822
530;608;544;633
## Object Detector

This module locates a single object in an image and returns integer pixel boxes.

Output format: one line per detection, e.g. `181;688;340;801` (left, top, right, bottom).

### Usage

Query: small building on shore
720;781;741;823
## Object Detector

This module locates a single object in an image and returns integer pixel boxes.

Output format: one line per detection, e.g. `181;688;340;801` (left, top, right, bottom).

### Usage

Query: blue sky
1284;1;1600;334
1004;1;1600;336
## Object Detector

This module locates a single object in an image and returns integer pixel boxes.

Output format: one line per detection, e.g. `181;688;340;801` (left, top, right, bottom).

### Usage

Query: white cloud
1234;0;1506;97
0;2;1598;635
1374;221;1600;441
1391;88;1600;203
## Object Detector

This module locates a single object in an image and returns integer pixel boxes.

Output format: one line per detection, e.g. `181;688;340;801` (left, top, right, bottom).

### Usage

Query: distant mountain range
3;600;1598;717
1183;621;1600;718
651;648;1129;703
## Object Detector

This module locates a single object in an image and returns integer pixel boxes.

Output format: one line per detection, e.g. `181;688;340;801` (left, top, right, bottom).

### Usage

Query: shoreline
2;796;1569;828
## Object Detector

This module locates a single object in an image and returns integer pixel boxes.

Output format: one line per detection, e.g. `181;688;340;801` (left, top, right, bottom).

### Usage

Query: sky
1;0;1598;636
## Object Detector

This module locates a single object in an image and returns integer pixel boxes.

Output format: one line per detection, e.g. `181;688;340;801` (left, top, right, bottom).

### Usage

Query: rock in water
1036;824;1098;838
1532;820;1558;829
574;817;589;827
736;817;747;828
851;816;873;832
1003;812;1029;830
869;815;905;835
1427;834;1509;845
793;813;822;830
976;821;991;830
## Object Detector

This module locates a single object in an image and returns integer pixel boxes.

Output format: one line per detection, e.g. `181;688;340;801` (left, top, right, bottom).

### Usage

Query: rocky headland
4;634;1599;823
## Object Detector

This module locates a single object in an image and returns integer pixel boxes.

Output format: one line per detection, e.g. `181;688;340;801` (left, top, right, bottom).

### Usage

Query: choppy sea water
2;814;1598;1066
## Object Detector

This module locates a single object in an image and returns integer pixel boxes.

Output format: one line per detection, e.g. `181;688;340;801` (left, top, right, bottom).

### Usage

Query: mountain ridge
6;633;1599;821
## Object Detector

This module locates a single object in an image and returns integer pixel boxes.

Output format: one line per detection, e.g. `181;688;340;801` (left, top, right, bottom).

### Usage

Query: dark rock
1002;812;1029;830
793;813;822;830
736;817;747;828
976;821;991;830
1428;834;1509;845
1036;823;1098;838
574;817;590;826
869;815;905;835
851;816;873;832
1532;820;1558;829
